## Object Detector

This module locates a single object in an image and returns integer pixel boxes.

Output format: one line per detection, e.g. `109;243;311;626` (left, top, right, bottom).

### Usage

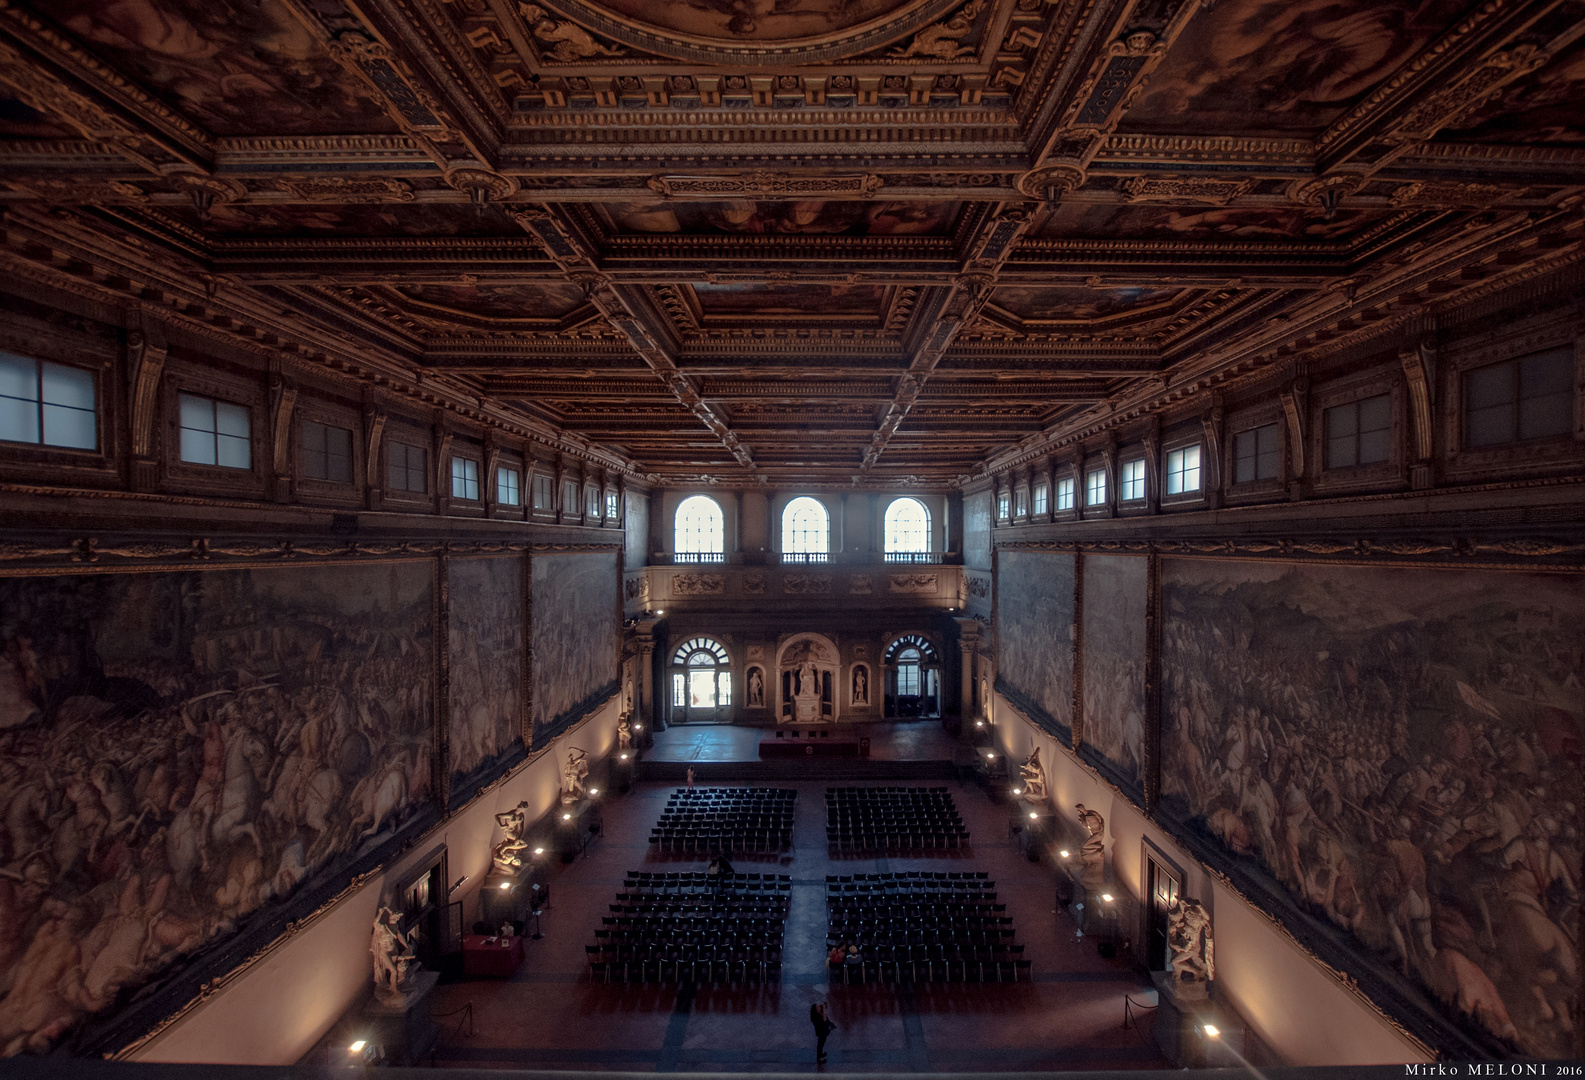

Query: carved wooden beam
510;204;760;474
859;204;1036;472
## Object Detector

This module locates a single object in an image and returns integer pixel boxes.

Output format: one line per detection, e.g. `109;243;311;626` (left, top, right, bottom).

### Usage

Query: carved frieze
783;573;833;595
646;173;882;199
673;572;725;595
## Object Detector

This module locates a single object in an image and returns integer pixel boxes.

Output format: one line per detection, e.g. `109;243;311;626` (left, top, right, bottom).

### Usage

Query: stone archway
776;633;839;723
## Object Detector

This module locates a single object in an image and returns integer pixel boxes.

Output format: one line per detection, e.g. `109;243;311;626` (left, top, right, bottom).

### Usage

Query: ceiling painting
162;203;529;239
1034;203;1393;244
391;283;592;324
604;199;960;237
521;0;963;62
691;283;888;318
989;285;1184;324
1121;0;1476;136
1437;36;1585;146
46;0;400;136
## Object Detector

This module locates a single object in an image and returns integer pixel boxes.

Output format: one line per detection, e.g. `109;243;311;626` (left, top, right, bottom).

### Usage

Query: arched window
670;637;731;721
674;495;725;562
781;496;829;561
883;634;942;719
884;497;931;560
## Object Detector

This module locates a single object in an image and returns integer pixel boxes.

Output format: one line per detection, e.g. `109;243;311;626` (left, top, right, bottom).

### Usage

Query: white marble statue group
370;906;420;1001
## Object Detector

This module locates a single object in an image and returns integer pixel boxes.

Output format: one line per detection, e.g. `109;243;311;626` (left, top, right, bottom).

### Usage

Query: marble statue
1075;803;1106;889
797;660;817;699
370;906;419;1000
1019;747;1047;800
560;747;589;804
1167;896;1215;999
617;716;632;751
492;801;532;874
852;667;868;705
747;667;764;707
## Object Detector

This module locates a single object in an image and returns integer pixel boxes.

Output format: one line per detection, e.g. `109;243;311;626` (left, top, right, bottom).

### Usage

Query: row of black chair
825;870;1027;983
827;944;1031;984
826;786;968;852
588;866;788;985
654;787;797;854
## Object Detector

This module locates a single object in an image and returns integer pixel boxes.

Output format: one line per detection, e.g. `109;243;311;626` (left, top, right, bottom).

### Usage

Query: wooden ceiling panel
0;0;1578;487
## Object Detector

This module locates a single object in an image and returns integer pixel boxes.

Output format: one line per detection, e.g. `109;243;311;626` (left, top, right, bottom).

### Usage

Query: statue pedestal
794;695;819;723
363;968;439;1066
555;798;597;862
1150;971;1239;1067
481;860;544;929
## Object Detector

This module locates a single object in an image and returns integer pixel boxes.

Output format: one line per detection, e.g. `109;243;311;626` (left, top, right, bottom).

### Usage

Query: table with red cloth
462;934;525;977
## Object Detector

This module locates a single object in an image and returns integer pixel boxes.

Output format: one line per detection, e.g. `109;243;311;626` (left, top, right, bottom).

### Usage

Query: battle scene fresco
995;551;1074;737
604;200;959;237
392;283;591;325
531;551;620;740
1438;35;1585;146
447;557;524;806
991;285;1183;324
1121;0;1472;136
692;283;886;318
1081;555;1147;792
1160;559;1582;1057
1034;202;1390;244
49;0;400;137
0;562;435;1056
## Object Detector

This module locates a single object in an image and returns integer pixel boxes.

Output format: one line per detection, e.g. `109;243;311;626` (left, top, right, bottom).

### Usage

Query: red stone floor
431;747;1166;1072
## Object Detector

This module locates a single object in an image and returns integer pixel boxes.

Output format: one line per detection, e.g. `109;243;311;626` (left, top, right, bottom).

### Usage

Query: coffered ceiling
1;0;1582;486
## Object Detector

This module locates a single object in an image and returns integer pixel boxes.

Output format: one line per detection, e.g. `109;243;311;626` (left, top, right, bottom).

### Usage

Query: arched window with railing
883;634;942;718
674;494;725;562
669;637;731;723
883;497;932;562
781;496;829;563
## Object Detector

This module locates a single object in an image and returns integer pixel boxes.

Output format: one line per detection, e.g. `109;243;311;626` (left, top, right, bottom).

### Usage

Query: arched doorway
776;633;838;723
884;634;942;718
669;637;732;724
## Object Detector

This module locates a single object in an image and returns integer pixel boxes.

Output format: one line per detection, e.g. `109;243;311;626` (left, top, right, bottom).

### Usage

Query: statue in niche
492;800;532;874
1019;747;1047;801
560;747;589;804
1075;803;1106;889
1167;896;1215;999
371;906;420;1001
617;716;633;750
852;666;868;706
797;660;818;700
747;667;764;707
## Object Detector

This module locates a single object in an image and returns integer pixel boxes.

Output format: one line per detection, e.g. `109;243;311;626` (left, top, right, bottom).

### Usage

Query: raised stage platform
639;720;970;782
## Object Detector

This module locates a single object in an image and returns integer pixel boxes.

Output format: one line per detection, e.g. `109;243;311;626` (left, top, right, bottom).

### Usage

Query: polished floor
647;720;964;764
432;726;1165;1073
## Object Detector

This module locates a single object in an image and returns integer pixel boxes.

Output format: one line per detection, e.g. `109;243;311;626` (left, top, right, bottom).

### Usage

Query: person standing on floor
686;766;695;789
810;1001;835;1064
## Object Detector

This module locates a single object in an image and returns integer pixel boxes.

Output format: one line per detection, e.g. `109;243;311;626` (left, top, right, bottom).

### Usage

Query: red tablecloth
462;934;525;977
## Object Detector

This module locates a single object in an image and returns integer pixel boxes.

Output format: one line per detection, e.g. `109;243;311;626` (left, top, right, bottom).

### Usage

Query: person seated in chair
827;943;848;970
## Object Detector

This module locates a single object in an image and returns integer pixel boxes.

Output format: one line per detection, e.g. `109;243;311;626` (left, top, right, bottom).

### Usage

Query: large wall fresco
1160;559;1582;1058
447;557;524;806
531;551;620;740
994;550;1074;738
0;562;436;1056
1080;555;1147;792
